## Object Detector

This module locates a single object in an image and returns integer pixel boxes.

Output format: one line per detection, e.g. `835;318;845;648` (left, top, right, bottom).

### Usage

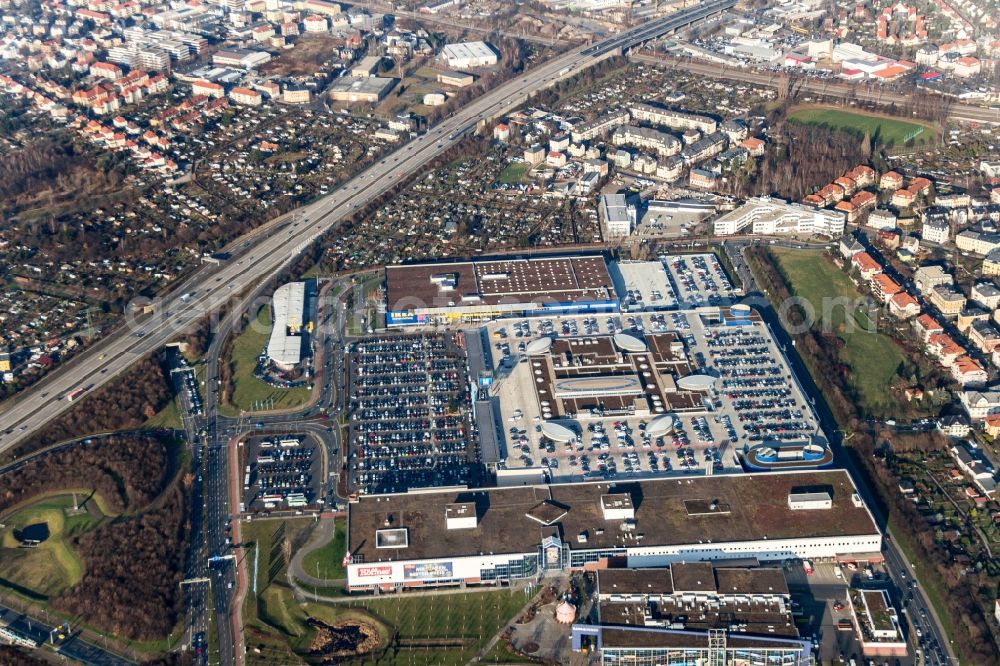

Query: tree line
0;434;171;515
747;247;1000;663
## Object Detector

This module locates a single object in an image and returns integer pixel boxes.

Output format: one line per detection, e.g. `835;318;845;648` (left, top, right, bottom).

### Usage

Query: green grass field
770;248;909;417
144;396;183;430
0;496;106;598
498;162;530;184
225;305;311;415
787;106;935;146
299;519;346;581
351;591;531;665
345;273;384;336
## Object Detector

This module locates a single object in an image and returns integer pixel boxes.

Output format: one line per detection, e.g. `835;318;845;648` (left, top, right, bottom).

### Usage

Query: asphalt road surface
728;240;958;664
0;0;735;459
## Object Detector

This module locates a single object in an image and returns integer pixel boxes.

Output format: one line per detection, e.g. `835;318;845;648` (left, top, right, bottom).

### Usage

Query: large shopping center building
344;469;881;592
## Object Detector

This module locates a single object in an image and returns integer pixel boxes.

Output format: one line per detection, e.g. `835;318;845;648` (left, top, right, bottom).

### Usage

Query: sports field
770;248;909;417
0;496;106;598
498;162;530;184
787;105;935;146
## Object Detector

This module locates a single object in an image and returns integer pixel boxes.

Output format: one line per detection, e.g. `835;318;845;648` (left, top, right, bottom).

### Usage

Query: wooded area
0;429;188;642
54;483;189;640
0;433;171;515
8;355;175;461
0;139;125;219
734;121;867;201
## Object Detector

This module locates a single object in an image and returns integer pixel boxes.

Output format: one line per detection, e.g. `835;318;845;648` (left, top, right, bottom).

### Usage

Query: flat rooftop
346;470;879;564
597;565;789;598
329;76;396;96
385;256;616;313
613;261;677;309
529;331;700;419
600;599;799;637
596;626;806;650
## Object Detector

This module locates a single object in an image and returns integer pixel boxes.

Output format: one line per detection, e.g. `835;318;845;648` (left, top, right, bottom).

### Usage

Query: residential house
927;332;966;366
953;355;989;387
984;248;1000;277
871;273;903;302
840;235;864;258
972;282;1000;309
937;414;972;437
930;284;967;316
956;230;1000;255
867;208;897;230
968;320;1000;354
880;170;904;190
922;219;949;244
851;252;882;280
888;292;920;318
984;413;1000;438
961;390;1000;420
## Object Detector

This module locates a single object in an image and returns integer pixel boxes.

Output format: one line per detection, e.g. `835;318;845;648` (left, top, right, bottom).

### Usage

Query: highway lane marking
0;8;720;451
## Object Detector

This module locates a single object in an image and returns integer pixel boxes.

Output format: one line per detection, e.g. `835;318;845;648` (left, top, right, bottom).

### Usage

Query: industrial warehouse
384;253;744;327
266;281;308;371
343;469;882;592
384;255;619;327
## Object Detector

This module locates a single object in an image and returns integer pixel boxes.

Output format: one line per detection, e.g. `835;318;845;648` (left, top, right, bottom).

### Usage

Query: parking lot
346;333;479;494
480;306;824;483
177;362;203;418
663;253;738;307
241;434;321;513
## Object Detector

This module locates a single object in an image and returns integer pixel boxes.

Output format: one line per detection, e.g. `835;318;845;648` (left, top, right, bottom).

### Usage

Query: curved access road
0;0;735;459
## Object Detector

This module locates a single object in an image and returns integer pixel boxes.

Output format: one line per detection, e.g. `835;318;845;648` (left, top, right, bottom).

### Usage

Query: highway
0;0;734;461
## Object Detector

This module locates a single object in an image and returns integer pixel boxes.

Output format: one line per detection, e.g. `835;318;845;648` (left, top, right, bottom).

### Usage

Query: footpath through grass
787;105;936;146
770;248;908;417
351;590;531;666
225;305;311;415
241;518;530;665
299;519;346;581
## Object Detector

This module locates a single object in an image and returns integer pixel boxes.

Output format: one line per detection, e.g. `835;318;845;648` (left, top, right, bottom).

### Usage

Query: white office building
601;193;636;238
714;197;845;237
